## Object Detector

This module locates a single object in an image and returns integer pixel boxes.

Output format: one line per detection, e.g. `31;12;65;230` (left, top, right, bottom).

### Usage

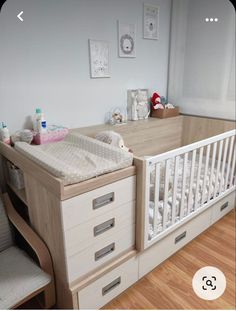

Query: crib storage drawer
211;192;235;224
64;201;135;256
61;176;136;230
67;225;135;282
78;256;138;309
139;208;211;278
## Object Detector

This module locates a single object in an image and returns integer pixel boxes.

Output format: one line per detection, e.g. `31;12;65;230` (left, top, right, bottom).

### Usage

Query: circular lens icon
192;266;226;300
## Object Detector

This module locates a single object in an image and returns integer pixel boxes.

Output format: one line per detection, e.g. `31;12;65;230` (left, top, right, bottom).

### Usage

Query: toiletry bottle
0;122;10;145
33;108;42;132
38;112;47;133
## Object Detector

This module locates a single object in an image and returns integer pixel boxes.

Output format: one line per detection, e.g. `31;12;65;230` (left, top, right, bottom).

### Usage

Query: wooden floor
19;210;235;310
104;210;236;310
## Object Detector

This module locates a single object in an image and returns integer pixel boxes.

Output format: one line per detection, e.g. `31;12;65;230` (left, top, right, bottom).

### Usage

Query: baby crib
136;129;236;250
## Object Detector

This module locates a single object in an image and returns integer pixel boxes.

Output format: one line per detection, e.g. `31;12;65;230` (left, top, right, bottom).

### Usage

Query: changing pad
14;133;133;185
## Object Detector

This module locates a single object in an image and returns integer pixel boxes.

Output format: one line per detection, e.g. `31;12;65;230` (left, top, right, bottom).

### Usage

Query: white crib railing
143;129;236;249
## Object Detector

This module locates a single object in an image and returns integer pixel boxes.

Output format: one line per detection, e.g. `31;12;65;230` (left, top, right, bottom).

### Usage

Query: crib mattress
14;133;133;185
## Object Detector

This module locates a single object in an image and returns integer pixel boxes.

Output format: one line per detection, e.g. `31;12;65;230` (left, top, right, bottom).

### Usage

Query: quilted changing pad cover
14;133;133;185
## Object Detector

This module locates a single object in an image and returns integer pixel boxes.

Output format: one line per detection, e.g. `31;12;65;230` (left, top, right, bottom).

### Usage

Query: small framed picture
89;39;110;78
118;21;136;58
127;89;150;120
143;4;159;40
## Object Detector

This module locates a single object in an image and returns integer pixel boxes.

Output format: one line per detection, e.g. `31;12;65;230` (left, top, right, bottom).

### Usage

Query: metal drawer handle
102;277;121;296
95;243;115;261
175;231;187;244
93;192;114;210
220;202;228;212
94;218;115;236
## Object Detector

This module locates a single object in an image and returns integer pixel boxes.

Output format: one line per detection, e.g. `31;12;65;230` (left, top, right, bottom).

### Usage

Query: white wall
168;0;235;120
0;0;171;132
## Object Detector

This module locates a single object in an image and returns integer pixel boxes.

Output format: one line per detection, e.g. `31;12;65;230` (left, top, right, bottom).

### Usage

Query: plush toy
95;131;132;153
160;96;167;105
151;92;164;110
165;103;175;109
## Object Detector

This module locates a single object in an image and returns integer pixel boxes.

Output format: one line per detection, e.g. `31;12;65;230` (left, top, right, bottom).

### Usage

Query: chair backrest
0;196;14;252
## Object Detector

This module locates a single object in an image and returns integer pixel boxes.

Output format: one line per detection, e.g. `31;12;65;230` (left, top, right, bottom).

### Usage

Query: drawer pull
220;202;228;211
94;218;115;236
93;192;114;210
175;231;186;244
95;243;115;261
102;277;121;296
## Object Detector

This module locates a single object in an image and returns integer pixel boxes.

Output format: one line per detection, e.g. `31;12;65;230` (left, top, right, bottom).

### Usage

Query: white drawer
78;256;138;309
139;208;211;278
64;201;135;256
211;191;235;224
62;176;136;230
67;225;135;282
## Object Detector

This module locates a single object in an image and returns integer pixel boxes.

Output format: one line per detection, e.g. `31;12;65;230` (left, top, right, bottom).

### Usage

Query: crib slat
201;144;211;205
187;149;196;215
208;142;217;201
219;138;229;194
144;162;151;246
224;136;234;191
229;145;236;187
195;147;203;210
171;156;179;225
163;159;170;230
214;140;223;198
153;163;160;235
180;153;188;219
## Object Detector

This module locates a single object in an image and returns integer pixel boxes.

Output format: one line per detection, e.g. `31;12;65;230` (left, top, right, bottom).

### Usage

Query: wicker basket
151;107;179;119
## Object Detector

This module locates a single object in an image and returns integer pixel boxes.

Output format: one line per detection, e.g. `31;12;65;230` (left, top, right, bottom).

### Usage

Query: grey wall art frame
89;39;110;78
143;3;159;40
118;21;136;58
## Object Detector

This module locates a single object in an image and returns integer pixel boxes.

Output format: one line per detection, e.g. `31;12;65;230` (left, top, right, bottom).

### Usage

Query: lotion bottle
33;108;42;132
0;122;10;145
38;112;47;133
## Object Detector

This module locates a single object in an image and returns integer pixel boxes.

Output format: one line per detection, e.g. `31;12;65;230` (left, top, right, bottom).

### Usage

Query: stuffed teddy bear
95;131;132;152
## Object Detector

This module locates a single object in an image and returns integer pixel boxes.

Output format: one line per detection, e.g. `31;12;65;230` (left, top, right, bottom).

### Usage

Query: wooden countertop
71;116;184;157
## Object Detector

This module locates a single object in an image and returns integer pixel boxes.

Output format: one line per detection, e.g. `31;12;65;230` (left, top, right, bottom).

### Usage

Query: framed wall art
89;39;110;78
143;4;159;40
118;22;136;58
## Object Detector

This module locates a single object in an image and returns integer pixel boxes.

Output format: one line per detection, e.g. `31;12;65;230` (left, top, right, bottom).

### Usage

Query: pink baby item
33;125;69;145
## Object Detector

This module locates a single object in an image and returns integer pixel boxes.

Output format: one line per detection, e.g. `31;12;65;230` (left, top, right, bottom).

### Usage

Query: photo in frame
89;39;110;78
127;89;150;120
143;4;159;40
118;22;136;58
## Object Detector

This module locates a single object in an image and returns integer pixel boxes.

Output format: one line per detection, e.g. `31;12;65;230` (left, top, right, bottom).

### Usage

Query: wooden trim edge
69;249;137;294
62;166;136;200
181;113;236;123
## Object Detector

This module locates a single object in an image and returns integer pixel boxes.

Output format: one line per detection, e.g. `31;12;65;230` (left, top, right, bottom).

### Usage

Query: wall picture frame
118;21;136;58
143;3;159;40
89;39;110;78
